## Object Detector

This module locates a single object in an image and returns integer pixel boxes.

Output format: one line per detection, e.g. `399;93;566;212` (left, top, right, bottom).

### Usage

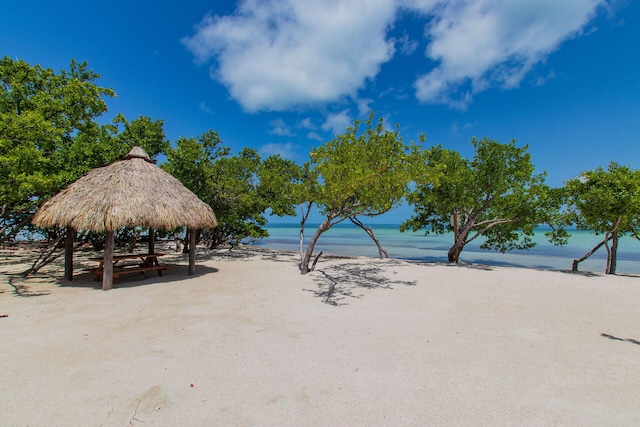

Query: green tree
257;155;304;218
401;137;553;263
163;130;288;248
110;113;169;159
0;56;115;242
564;162;640;274
207;147;269;246
298;113;414;274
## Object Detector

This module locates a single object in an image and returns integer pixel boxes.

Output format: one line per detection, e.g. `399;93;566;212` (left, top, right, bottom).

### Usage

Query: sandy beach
1;245;639;426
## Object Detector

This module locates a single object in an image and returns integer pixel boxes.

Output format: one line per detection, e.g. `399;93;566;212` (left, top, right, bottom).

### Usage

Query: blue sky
2;0;639;224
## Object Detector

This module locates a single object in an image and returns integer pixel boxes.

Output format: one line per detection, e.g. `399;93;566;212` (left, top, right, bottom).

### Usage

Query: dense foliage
0;56;115;241
0;57;168;245
162;130;300;248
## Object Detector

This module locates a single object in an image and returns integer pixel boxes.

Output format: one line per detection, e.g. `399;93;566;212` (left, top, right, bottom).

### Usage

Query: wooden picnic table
89;253;168;281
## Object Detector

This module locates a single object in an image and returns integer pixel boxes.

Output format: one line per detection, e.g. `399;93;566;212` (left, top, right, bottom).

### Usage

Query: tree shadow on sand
206;247;298;264
305;262;416;306
601;333;640;346
406;260;496;271
4;273;51;297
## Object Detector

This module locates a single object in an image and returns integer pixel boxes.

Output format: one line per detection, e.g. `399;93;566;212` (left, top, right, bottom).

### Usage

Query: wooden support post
149;227;155;255
64;226;75;281
188;227;196;275
102;230;115;291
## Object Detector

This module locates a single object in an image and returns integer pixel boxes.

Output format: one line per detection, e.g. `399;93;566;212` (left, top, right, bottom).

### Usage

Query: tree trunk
448;219;471;263
447;242;463;263
21;234;64;277
0;213;34;245
299;219;306;268
349;217;389;259
571;235;611;272
300;218;331;274
447;212;470;264
298;202;312;268
606;231;618;274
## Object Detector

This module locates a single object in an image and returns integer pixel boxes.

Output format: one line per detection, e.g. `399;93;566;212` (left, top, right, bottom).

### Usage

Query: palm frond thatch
33;147;217;232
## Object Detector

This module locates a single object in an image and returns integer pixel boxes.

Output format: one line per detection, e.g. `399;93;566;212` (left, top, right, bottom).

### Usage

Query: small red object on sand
190;384;194;388
0;314;8;318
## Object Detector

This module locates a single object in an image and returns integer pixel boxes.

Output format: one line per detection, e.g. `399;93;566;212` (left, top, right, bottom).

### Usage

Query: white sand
1;246;639;426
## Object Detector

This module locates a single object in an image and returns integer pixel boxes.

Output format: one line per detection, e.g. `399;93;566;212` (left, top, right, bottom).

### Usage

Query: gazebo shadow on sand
55;264;220;290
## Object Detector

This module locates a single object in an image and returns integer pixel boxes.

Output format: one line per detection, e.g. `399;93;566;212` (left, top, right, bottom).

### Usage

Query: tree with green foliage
563;162;640;274
298;113;414;274
257;155;304;218
109;113;169;159
67;113;169;175
1;56;116;242
401;137;554;263
163;130;296;248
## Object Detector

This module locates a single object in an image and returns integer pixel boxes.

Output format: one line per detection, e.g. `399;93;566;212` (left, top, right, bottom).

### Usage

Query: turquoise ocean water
254;223;640;275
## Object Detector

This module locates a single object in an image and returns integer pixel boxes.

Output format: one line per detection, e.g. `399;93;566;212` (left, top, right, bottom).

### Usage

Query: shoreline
259;223;640;275
2;245;640;425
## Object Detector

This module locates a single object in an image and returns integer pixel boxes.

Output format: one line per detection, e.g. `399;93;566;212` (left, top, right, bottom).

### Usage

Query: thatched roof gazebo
32;147;218;290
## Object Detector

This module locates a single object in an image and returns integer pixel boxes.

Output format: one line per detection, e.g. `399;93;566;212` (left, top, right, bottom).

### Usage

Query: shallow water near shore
256;223;640;275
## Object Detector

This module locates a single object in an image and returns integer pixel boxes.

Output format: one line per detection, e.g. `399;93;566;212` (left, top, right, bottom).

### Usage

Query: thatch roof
33;147;218;232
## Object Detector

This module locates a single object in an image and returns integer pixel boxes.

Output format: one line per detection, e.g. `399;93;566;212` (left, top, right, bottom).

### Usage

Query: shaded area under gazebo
32;147;218;290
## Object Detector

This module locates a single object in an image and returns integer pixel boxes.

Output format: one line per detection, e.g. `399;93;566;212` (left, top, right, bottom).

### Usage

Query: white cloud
199;101;212;114
259;142;299;159
408;0;605;108
184;0;606;112
532;71;557;87
449;120;475;137
183;0;397;112
396;33;419;55
307;131;324;141
321;109;352;135
298;117;316;130
268;118;295;136
357;98;373;117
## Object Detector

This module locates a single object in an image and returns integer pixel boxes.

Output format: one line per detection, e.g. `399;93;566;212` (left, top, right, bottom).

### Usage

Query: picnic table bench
89;253;169;282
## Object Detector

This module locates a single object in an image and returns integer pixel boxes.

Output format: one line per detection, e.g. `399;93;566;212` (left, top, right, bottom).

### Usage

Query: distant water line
251;223;640;275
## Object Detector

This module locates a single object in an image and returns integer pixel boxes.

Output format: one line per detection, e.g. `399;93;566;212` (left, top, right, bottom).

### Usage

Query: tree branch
349;216;389;259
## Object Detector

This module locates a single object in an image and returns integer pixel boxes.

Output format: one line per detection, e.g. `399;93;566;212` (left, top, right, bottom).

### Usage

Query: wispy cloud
396;32;419;55
449;120;476;137
298;117;316;130
321;109;352;135
199;101;213;114
307;131;324;142
357;98;373;117
268;118;295;136
259;142;299;159
532;71;557;87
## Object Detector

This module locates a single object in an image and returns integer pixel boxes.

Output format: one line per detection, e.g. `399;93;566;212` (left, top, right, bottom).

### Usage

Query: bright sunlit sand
1;245;639;426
